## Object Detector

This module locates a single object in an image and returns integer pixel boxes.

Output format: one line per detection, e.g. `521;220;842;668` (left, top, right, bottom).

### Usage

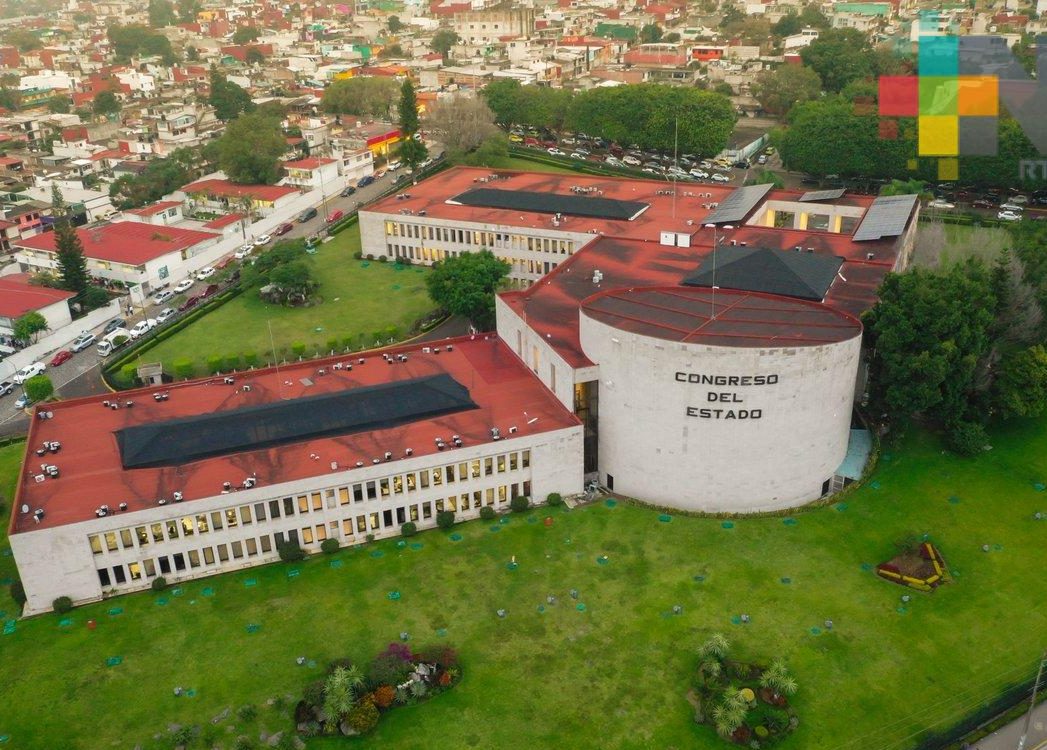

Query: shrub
236;704;258;721
294;698;314;724
436;510;455;529
365;533;375;543
277;541;305;562
479;506;496;520
373;684;395;709
206;354;223;374
510;495;530;513
24;374;55;403
345;698;379;733
302;680;325;708
52;596;73;614
353;251;363;260
151;576;167;592
378;255;388;263
224;353;241;371
326;337;339;352
342;335;353;349
418;643;459;669
384;325;400;340
365;253;374;260
234;736;257;750
401;521;418;537
946;420;988;456
320;538;340;554
242;351;259;368
9;580;25;607
546;492;563;506
118;363;138;385
291;341;306;358
172;358;194;379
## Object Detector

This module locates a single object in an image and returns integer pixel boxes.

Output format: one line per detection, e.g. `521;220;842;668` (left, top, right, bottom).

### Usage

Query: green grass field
137;226;435;376
1;416;1047;750
913;222;1010;268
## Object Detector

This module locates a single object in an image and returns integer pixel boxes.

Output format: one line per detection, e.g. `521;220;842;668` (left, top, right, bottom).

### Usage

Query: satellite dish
21;504;29;514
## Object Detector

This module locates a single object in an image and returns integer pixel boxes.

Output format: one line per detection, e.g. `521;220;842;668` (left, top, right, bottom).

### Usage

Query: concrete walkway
972;699;1047;750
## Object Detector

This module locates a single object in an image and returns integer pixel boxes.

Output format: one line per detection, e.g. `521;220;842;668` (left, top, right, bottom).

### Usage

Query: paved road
973;699;1047;750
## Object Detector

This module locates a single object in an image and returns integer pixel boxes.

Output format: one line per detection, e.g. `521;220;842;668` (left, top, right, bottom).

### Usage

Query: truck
97;328;131;357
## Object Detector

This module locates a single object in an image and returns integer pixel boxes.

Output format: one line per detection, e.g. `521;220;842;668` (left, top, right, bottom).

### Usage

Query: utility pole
1018;650;1047;750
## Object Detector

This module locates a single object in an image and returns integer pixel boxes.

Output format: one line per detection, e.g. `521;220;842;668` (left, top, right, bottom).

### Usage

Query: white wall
494;294;579;410
579;313;861;512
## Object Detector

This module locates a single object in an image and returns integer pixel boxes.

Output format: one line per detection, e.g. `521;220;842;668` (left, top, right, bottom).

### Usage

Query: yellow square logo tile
919;115;958;156
937;158;959;181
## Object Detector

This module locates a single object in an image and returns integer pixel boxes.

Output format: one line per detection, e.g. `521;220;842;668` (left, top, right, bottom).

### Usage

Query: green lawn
489;155;580;174
913;222;1010;268
2;418;1047;749
137;226;435;376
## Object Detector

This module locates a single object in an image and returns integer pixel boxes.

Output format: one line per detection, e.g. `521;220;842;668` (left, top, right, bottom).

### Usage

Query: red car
178;295;200;312
327;209;344;223
49;350;72;366
274;222;294;236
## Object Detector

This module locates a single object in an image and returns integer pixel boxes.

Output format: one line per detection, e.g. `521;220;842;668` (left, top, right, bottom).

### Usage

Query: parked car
196;266;216;281
690;169;710;179
928;199;956;209
711;173;732;183
129;319;158;339
70;331;96;352
622;156;641;166
14;392;32;409
178;295;201;312
508;133;523;143
103;318;126;335
357;175;375;188
340;185;357;198
49;350;72;367
733;160;751;169
327;209;344;223
569;152;585;160
156;308;176;324
273;222;294;237
387;160;402;170
757;155;768;165
173;278;194;294
998;210;1022;221
297;207;318;223
200;283;220;299
0;381;12;397
971;198;994;209
153;289;174;305
234;244;254;259
254;234;272;247
1010;194;1030;205
1000;202;1024;213
374;169;387;179
547;147;566;156
13;362;45;384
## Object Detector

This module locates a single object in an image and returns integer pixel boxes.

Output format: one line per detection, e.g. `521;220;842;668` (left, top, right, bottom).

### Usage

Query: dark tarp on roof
448;188;649;220
115;374;477;469
681;246;844;301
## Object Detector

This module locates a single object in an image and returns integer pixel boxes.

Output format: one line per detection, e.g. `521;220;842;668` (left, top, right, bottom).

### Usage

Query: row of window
390;244;555;277
95;484;530;588
383;222;575;256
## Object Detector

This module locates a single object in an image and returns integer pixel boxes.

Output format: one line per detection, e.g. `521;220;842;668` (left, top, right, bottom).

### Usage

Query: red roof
182;179;299;202
15;222;218;266
12;335;580;533
125;200;181;217
0;156;22;167
284;157;336;170
0;275;74;318
202;213;245;229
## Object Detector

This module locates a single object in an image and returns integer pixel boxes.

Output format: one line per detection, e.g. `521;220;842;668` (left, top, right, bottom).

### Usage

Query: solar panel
852;194;918;241
115;374;477;469
448;188;649;221
799;188;846;202
702;183;774;224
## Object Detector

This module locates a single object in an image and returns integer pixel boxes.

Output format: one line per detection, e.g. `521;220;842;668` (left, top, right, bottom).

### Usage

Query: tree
461;132;508;166
712;688;747;738
322;666;363;730
0;87;20;111
24;375;54;404
698;633;730;661
398;137;428;170
209;67;254;121
430;29;459;62
232;26;260;45
269;260;318;303
4;29;40;51
107;25;178;65
93;90;121;116
992;345;1047;419
398;78;420;136
388;15;403;32
109;156;190;209
46;96;71;114
480;78;525;128
211;111;285;183
745;169;784;188
245;47;266;66
799;28;875;93
426;250;510;329
639;23;662;43
148;0;177;27
345;698;379;733
663;32;680;43
321;77;398;118
425;95;499;156
177;0;200;23
759;659;799;703
13;311;48;344
751;65;821;117
51;186;90;299
378;43;404;58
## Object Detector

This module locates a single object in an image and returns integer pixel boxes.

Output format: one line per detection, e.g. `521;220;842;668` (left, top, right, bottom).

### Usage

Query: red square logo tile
879;76;919;117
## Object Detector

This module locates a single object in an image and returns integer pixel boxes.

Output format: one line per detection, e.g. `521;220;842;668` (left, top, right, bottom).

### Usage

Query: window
380;478;390;497
254;502;267;522
196;514;209;533
105;532;118;551
297;495;309;513
420;471;429;489
484;457;494;476
422;501;432;519
113;565;127;584
246;538;258;556
225;508;238;528
410;505;419;522
510;453;519;471
180;517;194;536
367;481;377;500
316;524;327;541
283;497;295;516
339;487;350;505
447;495;458;512
217;544;229;562
210;511;223;530
445;466;455;483
497;455;506;473
268;499;281;519
144;559;156;577
240;506;252;525
188;550;201;568
173;553;186;571
486;488;495;506
353;484;364;502
435;499;444;512
97;568;111;587
326;489;336;508
288;529;299;545
203;547;215;565
260;536;272;553
473;490;482;508
89;535;102;554
302;527;314;544
523;450;531;468
128;562;142;581
159;557;171;574
383;509;394;527
342;519;354;536
406;473;416;492
393;475;403;494
471;459;481;478
312;492;323;511
524;480;532;497
231;541;243;559
459;463;468;481
432;468;443;486
369;512;380;530
135;526;149;546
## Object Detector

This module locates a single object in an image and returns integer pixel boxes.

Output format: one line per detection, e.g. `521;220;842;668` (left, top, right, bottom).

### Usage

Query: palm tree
698;658;722;685
322;666;364;729
760;659;799;702
698;633;730;661
712;687;747;737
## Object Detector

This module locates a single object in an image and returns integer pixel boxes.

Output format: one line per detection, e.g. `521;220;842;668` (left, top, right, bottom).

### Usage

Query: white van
97;328;131;357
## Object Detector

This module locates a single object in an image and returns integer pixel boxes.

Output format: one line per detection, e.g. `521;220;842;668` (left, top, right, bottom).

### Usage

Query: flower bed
876;541;947;592
293;642;461;738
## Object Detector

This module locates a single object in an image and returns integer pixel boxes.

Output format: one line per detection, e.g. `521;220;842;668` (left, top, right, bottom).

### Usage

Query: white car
1010;194;1030;205
14;392;32;409
13;362;45;384
174;279;194;294
546;148;565;156
70;331;96;353
569;152;585;160
153;290;174;304
711;173;732;183
196;266;216;281
622;156;641;166
234;244;254;260
998;210;1022;222
928;199;955;209
253;234;272;248
999;202;1024;213
156;308;176;324
129;319;158;339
